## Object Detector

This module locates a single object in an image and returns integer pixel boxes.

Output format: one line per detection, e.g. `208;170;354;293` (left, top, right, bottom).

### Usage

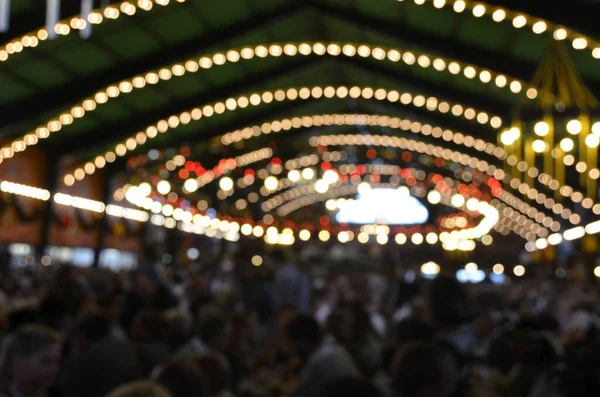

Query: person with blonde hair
106;381;171;397
0;325;61;397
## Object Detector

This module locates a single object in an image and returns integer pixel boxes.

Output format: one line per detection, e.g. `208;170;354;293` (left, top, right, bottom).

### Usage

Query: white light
595;266;600;278
493;264;504;275
288;170;301;182
532;139;547;153
299;229;311;241
187;248;200;260
567;119;582;135
593;122;600;136
465;262;478;273
411;233;423;245
264;176;279;191
157;180;171;195
421;261;440;275
563;226;585;241
535;238;548;250
451;194;465;208
357;182;371;195
585;220;600;234
397;186;410;197
586;134;600;148
138;182;152;197
302;168;315;180
427;190;441;204
513;265;525;277
395;234;407;245
560;138;574;152
548;233;563;245
184;178;199;193
338;231;350;243
219;177;234;191
323;169;339;184
315;179;329;194
534;121;549;137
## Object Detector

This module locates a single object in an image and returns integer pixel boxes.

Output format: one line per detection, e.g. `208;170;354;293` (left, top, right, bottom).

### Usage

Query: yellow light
594;266;600;278
553;28;567;40
532;139;547;153
532;21;547;34
592;122;600;136
573;38;588;50
157;180;171;195
426;233;438;244
318;230;330;242
492;9;506;22
299;229;311;241
251;255;263;267
586;134;600;148
338;231;350;243
395;234;407;245
560;138;574;152
513;265;525;277
138;183;152;197
451;194;465;208
219;177;234;191
264;176;279;191
534;121;549;136
567;119;582;135
472;4;485;17
493;264;504;274
411;233;423;245
512;15;527;28
376;234;388;245
453;0;466;12
421;261;440;275
315;180;329;194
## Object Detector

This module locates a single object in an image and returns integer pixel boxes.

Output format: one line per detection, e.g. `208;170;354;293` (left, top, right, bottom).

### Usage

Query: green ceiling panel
153;8;205;43
405;3;455;37
0;75;34;105
510;32;549;64
12;60;71;89
101;27;162;60
94;100;134;123
195;0;253;29
52;43;117;75
123;87;170;112
458;17;511;52
164;74;207;99
55;116;101;139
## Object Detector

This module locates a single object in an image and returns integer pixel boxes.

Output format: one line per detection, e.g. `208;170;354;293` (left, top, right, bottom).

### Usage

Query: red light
370;173;380;183
401;152;412;162
271;157;282;165
367;148;377;159
195;166;205;175
321;162;332;171
178;169;189;179
244;169;254;176
185;161;195;171
226;158;236;169
181;147;191;156
319;215;330;226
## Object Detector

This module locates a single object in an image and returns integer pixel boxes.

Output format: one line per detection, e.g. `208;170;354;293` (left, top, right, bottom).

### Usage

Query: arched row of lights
5;36;541;164
0;0;186;63
401;0;600;59
219;112;599;217
129;136;547;244
14;78;504;170
129;111;569;234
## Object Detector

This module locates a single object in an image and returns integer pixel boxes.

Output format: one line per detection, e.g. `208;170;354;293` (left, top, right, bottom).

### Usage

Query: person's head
195;309;228;351
0;325;61;392
72;306;111;349
285;314;322;360
151;360;208;397
106;381;171;397
193;354;231;396
316;377;384;397
425;277;468;329
131;312;167;344
392;342;459;397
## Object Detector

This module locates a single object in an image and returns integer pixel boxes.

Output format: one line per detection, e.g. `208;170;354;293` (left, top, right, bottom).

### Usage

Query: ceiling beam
0;0;305;134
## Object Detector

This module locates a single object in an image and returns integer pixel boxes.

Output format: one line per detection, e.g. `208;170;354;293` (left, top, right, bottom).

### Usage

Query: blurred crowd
0;249;599;397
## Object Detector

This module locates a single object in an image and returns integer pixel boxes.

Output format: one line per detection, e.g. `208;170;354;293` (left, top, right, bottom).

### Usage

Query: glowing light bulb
560;138;574;152
219;177;234;191
315;180;329;194
534;121;549;136
157;180;171;195
532;139;547;153
264;176;279;191
567;119;582;135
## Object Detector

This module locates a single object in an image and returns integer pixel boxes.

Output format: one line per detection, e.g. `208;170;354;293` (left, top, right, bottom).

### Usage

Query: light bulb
534;121;549;136
157;180;171;195
264;176;279;191
567;119;582;135
560;138;574;152
219;177;234;191
532;139;547;153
